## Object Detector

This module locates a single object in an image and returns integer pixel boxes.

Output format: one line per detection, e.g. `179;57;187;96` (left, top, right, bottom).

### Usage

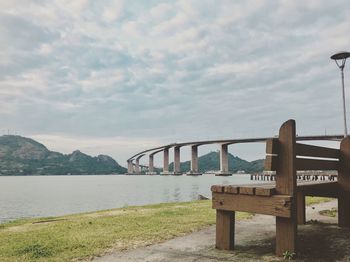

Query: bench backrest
264;119;350;196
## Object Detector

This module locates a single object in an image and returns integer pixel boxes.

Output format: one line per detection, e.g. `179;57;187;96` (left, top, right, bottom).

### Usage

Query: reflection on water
0;174;262;223
163;187;170;203
190;182;199;200
173;186;181;202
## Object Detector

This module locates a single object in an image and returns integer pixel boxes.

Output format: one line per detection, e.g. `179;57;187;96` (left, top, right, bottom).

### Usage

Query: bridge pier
216;144;232;176
147;149;162;175
146;155;157;175
127;160;134;174
134;154;146;175
135;159;140;174
149;155;154;172
173;146;182;175
187;145;202;176
161;148;170;175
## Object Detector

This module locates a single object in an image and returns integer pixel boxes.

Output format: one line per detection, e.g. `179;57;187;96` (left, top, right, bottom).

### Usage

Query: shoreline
0;200;220;261
0;197;333;261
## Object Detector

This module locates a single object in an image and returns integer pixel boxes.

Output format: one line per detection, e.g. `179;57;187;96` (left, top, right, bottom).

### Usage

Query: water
0;174;260;223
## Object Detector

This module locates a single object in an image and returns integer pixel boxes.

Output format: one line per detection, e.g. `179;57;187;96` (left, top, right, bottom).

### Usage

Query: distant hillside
0;135;127;175
169;151;264;173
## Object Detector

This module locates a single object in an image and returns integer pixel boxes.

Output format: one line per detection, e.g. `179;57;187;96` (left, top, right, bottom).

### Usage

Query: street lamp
331;51;350;137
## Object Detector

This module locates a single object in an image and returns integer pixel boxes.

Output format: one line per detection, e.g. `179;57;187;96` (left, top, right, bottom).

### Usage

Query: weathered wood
265;155;278;171
296;143;340;159
276;120;296;195
216;210;235;250
275;120;296;256
266;138;279;155
213;119;344;257
296;192;305;225
239;187;255;195
276;217;296;256
338;137;350;227
212;193;292;218
296;158;339;171
297;181;339;197
255;187;276;197
224;185;239;194
211;185;224;193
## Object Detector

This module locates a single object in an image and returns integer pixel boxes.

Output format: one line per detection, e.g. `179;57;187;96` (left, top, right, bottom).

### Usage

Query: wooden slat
297;181;339;197
239;187;255;195
211;185;224;193
224;185;239;194
266;138;279;155
296;143;340;159
265;155;278;171
212;193;292;218
255;187;276;196
296;158;339;171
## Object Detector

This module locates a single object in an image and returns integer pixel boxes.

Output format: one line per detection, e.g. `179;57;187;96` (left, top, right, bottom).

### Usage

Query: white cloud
102;0;124;22
0;0;349;166
150;3;172;20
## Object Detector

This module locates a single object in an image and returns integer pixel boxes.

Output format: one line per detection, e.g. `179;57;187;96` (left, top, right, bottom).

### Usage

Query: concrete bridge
126;135;343;176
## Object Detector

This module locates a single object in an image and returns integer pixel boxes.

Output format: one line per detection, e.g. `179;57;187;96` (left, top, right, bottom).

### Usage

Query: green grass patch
0;200;251;262
319;208;337;217
305;196;333;206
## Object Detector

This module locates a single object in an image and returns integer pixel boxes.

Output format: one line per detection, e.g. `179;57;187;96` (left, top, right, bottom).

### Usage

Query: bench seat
211;181;338;198
212;120;350;256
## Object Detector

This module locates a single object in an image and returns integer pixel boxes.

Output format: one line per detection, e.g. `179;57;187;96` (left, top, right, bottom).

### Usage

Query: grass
0;197;335;261
0;200;250;262
305;196;333;206
319;208;337;217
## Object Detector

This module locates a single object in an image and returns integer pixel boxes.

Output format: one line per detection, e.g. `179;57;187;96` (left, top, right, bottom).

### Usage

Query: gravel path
93;200;350;261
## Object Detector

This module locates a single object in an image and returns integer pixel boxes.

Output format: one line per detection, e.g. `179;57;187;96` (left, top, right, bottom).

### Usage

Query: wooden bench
211;119;350;256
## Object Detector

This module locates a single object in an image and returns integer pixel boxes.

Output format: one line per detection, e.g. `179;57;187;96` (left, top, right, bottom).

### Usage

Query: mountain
0;135;127;175
169;151;264;173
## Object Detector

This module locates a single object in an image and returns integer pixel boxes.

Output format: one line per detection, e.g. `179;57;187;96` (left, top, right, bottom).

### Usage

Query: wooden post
216;210;235;250
275;120;297;256
296;192;305;225
338;137;350;227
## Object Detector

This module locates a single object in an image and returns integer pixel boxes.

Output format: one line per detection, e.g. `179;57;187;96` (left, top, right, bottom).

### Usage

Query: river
0;174;262;223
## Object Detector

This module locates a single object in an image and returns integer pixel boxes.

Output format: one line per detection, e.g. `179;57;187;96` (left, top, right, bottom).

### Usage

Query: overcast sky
1;0;349;166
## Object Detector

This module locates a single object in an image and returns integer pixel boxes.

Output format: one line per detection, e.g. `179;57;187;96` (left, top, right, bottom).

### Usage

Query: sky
0;0;350;167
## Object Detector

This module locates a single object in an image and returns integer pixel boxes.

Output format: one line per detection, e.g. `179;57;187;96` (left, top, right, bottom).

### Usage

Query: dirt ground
93;200;350;262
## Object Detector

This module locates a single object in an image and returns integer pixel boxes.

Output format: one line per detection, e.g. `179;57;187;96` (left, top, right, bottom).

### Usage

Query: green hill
0;135;126;175
169;151;264;173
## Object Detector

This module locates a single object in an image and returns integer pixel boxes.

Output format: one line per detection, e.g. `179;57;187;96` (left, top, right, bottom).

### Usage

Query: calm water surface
0;174;261;223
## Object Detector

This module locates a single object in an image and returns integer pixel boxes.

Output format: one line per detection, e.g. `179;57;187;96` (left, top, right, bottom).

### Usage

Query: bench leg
216;210;235;250
297;192;305;225
276;217;296;256
338;192;350;227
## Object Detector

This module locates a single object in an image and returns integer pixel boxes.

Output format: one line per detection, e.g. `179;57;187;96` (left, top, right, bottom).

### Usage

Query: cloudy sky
1;0;349;166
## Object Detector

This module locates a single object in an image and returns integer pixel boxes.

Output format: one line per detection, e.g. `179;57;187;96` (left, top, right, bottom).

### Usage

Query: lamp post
331;51;350;137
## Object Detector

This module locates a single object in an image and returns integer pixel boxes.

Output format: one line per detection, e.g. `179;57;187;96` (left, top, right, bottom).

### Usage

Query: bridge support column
187;145;202;176
216;144;232;176
161;148;170;175
135;159;141;174
173;146;182;175
146;155;156;175
127;160;134;174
